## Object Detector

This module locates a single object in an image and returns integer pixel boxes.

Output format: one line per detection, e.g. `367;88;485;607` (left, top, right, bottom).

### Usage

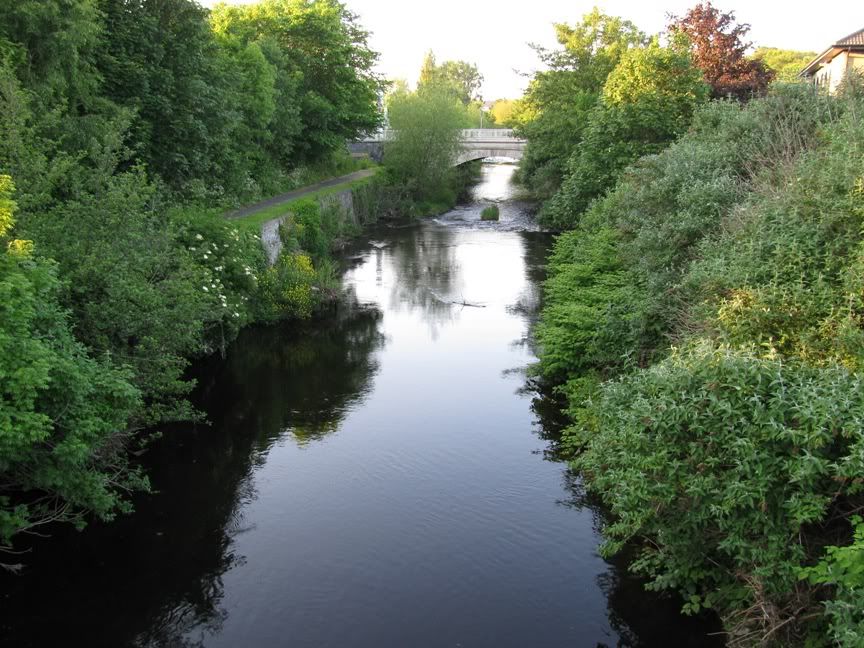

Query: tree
516;9;646;196
490;99;519;127
97;0;248;197
0;0;102;111
540;36;709;230
384;85;465;205
211;0;385;164
417;52;483;106
753;47;817;82
669;2;774;100
418;50;438;87
436;60;483;106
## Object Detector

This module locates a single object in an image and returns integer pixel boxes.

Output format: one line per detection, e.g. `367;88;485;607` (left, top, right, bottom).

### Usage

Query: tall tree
516;9;646;196
669;2;774;100
97;0;244;196
0;0;102;111
417;53;484;106
418;50;438;87
384;85;465;203
211;0;385;164
541;36;709;230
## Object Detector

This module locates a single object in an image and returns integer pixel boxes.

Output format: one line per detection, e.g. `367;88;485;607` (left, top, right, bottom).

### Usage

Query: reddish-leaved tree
669;3;774;100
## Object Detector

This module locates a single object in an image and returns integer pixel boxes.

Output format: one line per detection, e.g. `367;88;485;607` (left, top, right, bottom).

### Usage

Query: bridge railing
461;129;518;140
357;128;523;143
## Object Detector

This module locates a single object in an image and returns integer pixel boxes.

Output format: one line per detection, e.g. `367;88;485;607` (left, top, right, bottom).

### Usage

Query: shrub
480;205;499;220
536;85;864;643
253;252;317;321
801;517;864;646
0;176;144;565
539;37;709;230
574;343;864;642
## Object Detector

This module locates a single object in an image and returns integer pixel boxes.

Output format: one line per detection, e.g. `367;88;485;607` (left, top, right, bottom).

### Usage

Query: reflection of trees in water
383;226;463;337
510;234;725;646
507;231;553;357
197;293;385;449
0;298;386;647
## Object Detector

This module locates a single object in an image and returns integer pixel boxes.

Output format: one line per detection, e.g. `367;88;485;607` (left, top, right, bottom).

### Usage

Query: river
0;164;722;647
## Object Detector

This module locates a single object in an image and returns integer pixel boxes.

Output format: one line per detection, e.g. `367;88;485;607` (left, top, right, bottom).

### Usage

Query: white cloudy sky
201;0;864;99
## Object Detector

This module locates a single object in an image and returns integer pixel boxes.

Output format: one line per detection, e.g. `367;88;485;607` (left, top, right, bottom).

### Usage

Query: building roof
800;27;864;77
835;28;864;47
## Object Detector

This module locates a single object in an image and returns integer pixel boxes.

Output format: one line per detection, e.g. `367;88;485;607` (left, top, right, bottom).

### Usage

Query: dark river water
0;164;723;647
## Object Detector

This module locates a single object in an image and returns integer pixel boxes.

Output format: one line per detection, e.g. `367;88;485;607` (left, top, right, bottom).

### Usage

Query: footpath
226;169;376;219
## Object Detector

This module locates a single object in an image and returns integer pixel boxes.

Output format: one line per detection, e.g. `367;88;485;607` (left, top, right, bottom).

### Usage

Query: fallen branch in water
429;290;486;308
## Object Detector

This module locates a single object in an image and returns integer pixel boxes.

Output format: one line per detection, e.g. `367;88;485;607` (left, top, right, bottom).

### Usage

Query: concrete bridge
349;129;526;165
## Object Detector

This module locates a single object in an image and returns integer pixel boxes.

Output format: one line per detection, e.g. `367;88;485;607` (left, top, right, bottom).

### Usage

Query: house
800;28;864;93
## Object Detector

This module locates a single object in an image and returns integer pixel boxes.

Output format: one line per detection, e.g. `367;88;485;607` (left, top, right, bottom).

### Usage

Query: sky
201;0;864;100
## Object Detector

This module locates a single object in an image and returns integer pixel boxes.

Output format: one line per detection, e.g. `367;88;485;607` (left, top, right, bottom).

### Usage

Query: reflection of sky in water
472;162;520;202
435;164;540;232
208;224;618;648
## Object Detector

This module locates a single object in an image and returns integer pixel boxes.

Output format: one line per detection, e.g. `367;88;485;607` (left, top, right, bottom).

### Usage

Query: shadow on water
0;301;386;648
0;163;724;647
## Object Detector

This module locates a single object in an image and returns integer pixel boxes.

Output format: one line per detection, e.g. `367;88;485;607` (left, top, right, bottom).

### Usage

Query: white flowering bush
173;209;266;345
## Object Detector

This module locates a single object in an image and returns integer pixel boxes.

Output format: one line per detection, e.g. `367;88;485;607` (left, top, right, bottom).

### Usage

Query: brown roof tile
836;27;864;47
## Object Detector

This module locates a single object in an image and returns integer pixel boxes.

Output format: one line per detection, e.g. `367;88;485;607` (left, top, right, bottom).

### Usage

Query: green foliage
537;226;643;381
536;80;864;642
480;205;499;221
574;344;864;641
683;93;864;371
0;0;384;558
754;47;817;83
384;85;465;204
0;0;102;111
417;51;484;106
801;517;864;646
254;252;317;321
0;176;144;564
211;0;384;166
515;9;646;197
540;37;709;230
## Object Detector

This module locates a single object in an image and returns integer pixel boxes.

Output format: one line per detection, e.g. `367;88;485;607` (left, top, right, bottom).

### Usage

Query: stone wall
260;185;359;265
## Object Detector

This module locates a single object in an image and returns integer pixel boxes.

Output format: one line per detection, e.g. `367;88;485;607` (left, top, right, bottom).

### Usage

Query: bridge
349;129;526;165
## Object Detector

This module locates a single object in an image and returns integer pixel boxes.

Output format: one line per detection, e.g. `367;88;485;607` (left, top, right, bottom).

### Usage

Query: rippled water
0;164;723;647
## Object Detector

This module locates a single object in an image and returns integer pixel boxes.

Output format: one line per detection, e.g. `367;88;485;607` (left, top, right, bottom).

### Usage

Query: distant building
800;28;864;93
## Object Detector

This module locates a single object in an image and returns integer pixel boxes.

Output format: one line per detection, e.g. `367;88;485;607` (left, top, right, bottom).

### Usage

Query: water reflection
197;296;386;448
0;300;387;648
381;226;463;334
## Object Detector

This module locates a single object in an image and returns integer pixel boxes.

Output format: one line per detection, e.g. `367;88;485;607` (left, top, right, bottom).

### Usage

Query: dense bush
480;205;499;220
384;85;465;207
537;84;864;643
539;37;709;230
0;177;143;565
255;252;317;321
574;344;864;643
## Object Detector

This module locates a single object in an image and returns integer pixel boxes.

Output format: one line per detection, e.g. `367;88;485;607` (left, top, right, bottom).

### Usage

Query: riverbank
531;85;864;644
